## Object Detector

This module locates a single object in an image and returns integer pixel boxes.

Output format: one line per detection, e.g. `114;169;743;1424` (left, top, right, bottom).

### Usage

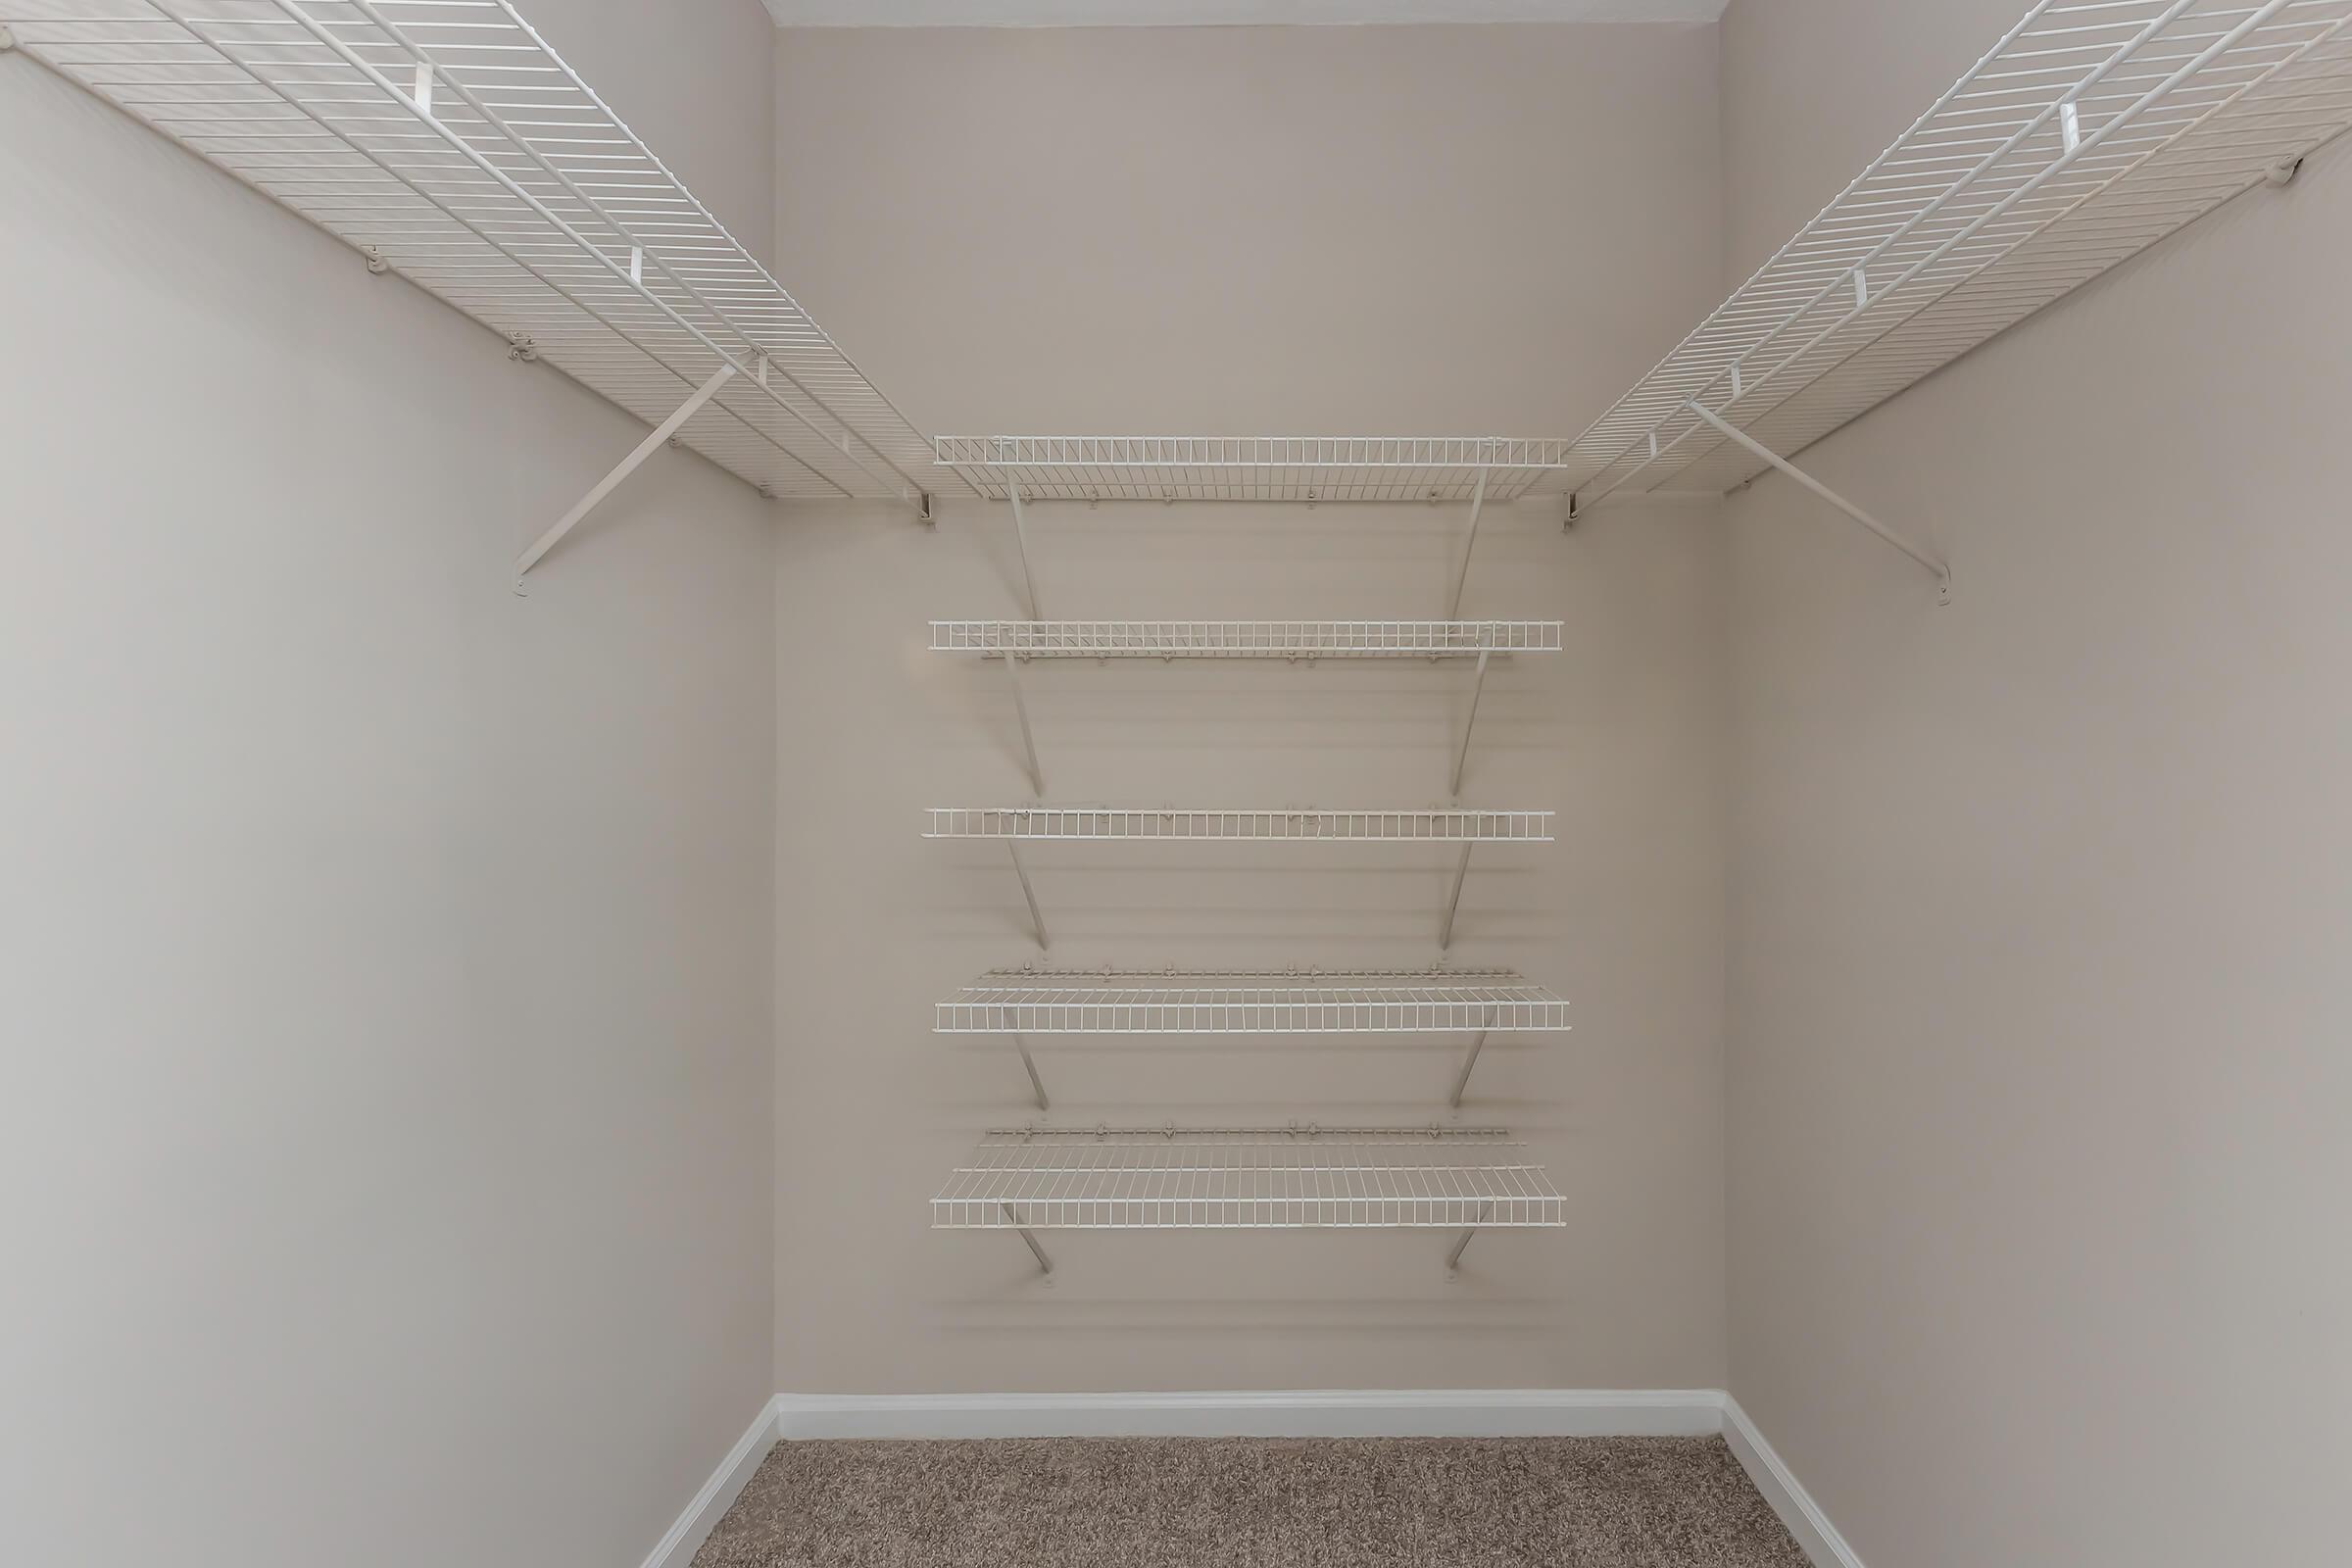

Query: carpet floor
692;1435;1811;1567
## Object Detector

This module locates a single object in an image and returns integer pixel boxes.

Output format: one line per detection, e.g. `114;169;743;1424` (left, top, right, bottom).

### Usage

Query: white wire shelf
11;0;946;503
933;1127;1566;1229
1565;0;2352;503
935;437;1577;504
929;620;1564;659
940;967;1571;1034
925;808;1554;842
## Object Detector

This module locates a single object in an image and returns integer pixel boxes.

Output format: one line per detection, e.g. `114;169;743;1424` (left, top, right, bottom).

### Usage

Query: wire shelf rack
933;1127;1566;1229
10;0;947;503
928;620;1565;659
924;808;1555;842
1565;0;2352;503
939;967;1571;1034
935;437;1577;503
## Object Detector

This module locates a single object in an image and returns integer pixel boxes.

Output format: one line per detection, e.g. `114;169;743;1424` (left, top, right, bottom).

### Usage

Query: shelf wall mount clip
1685;402;1950;605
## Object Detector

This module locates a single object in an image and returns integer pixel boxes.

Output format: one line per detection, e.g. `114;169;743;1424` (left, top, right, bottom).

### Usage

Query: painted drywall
0;2;778;1565
1718;2;2352;1564
767;24;1731;1393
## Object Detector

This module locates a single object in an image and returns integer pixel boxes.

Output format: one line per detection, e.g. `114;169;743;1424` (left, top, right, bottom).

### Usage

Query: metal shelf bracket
1003;655;1044;796
1439;843;1474;952
1005;837;1051;952
1446;470;1489;618
515;363;736;579
1446;1200;1496;1279
1447;1007;1500;1109
1011;1034;1050;1111
1685;402;1950;605
1003;1204;1054;1278
1006;483;1043;617
1450;647;1492;798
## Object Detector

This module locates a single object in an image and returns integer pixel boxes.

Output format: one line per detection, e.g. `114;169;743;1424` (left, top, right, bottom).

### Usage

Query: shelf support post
1449;647;1491;799
1004;654;1044;796
1448;1007;1498;1109
1684;401;1950;603
1007;482;1044;618
516;363;736;579
1439;843;1473;952
1012;1034;1050;1111
1003;1204;1054;1277
1006;837;1051;951
1446;469;1489;619
1446;1200;1494;1276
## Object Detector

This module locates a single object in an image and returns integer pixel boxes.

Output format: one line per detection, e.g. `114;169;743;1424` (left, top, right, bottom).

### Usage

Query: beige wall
0;3;778;1564
768;24;1732;1394
1719;2;2352;1564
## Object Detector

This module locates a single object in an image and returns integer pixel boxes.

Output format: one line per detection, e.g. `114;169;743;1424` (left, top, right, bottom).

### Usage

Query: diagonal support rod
1006;837;1050;951
1003;1204;1054;1276
1012;1033;1050;1111
1003;655;1044;796
1007;483;1043;618
1439;843;1473;953
1448;1006;1498;1109
1683;402;1949;601
517;363;736;577
1446;1200;1495;1275
1446;469;1489;619
1450;647;1491;799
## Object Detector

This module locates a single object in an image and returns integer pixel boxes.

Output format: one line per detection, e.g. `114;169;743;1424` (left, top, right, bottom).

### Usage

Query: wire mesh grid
1566;0;2352;501
933;1127;1566;1229
935;437;1578;503
9;0;949;502
924;808;1555;842
927;620;1565;658
939;966;1571;1033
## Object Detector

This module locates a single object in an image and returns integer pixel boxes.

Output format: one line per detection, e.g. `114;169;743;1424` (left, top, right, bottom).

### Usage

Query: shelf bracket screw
505;331;538;363
361;245;389;274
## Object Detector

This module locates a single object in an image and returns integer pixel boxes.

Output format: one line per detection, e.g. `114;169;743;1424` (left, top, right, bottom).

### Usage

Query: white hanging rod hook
1684;402;1950;604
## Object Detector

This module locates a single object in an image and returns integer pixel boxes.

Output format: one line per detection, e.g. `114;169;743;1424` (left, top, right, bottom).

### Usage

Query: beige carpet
693;1435;1811;1567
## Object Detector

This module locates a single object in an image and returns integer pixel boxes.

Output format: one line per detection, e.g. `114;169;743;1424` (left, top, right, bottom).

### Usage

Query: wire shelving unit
941;968;1568;1112
925;808;1553;843
8;0;950;523
930;620;1564;659
939;967;1570;1035
934;1127;1565;1274
1564;0;2352;511
936;437;1577;504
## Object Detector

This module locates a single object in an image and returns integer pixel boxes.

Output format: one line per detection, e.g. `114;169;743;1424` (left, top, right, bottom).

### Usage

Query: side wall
0;4;779;1565
1719;3;2352;1564
768;24;1733;1395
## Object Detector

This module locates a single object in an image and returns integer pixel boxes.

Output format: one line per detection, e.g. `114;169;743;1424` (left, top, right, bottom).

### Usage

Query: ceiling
759;2;1728;24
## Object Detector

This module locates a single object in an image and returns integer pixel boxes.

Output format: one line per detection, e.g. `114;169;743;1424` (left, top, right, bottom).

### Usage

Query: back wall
765;21;1733;1394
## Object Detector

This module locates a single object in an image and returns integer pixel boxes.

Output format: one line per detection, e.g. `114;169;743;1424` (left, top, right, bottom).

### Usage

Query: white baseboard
1721;1396;1867;1568
645;1388;1860;1568
770;1388;1727;1440
637;1396;783;1568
